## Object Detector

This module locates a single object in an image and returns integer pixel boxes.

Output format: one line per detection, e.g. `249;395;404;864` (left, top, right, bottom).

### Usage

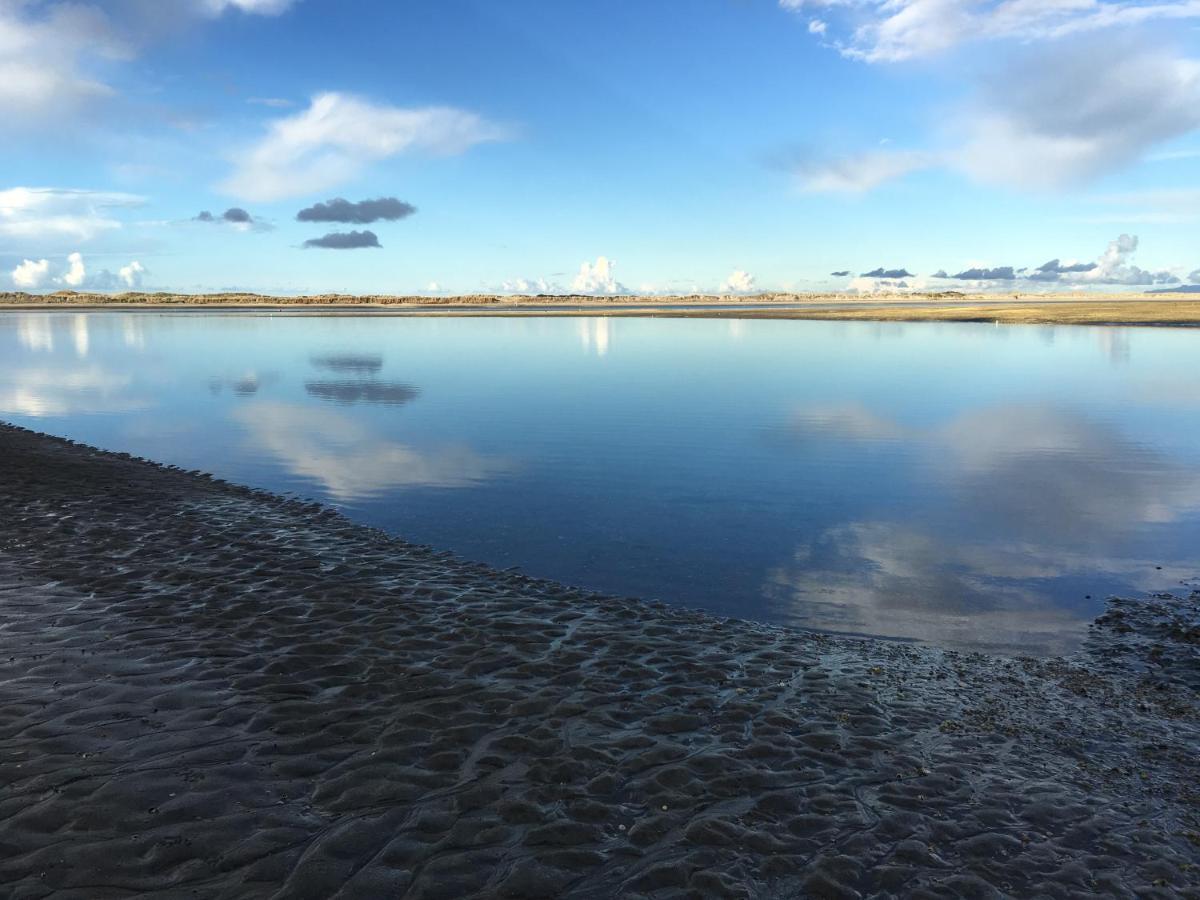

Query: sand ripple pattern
0;424;1197;898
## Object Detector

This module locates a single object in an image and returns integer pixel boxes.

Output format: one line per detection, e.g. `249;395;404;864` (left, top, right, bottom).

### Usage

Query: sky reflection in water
2;311;1198;655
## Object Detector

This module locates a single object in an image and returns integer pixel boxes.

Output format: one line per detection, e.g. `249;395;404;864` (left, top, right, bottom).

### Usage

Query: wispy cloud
787;40;1200;193
780;0;1200;63
792;149;933;193
0;187;143;243
220;92;509;202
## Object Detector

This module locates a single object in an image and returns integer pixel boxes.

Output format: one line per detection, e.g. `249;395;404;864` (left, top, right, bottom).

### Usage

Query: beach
4;292;1200;328
1;422;1197;898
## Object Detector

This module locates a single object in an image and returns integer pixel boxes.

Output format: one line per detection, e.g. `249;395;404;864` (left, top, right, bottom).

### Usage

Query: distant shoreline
4;291;1200;326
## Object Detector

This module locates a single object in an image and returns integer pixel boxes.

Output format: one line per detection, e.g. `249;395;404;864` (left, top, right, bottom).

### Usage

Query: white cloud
0;2;127;122
9;252;150;292
220;92;509;201
794;149;932;192
847;275;920;293
501;277;557;294
796;44;1200;193
0;187;143;242
60;252;85;287
0;0;299;126
1072;234;1177;285
119;261;146;288
781;0;1200;63
956;47;1200;189
199;0;299;15
571;256;628;295
232;403;512;501
719;269;758;293
11;258;49;288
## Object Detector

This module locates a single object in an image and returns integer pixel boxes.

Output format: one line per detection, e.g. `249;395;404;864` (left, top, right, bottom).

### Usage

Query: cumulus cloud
931;235;1178;288
571;257;628;295
194;207;269;231
119;261;146;288
296;196;417;224
848;276;913;293
60;252;86;287
220;92;508;201
302;229;381;249
11;259;50;289
719;269;757;293
780;0;1200;63
860;267;913;278
1034;258;1097;277
0;188;143;243
946;265;1015;280
792;149;932;192
501;277;557;294
830;270;851;277
1070;234;1179;285
9;253;147;291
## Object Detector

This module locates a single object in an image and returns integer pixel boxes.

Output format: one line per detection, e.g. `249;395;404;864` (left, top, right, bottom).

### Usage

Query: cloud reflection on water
303;380;420;406
578;318;610;356
232;402;512;501
309;354;384;375
770;403;1200;652
0;366;146;417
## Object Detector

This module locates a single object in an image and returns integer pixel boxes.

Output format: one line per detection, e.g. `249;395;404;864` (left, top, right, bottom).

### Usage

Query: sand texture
0;423;1197;898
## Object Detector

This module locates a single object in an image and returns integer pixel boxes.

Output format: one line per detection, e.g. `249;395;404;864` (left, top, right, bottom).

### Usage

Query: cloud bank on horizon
1;0;1197;294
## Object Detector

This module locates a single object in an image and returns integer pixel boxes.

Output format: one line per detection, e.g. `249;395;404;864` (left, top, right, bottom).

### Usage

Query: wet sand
1;422;1197;898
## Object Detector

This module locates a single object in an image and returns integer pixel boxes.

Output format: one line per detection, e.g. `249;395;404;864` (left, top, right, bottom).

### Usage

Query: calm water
3;311;1198;655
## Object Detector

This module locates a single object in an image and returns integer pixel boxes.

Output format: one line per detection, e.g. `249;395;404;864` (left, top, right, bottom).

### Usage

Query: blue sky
2;0;1199;295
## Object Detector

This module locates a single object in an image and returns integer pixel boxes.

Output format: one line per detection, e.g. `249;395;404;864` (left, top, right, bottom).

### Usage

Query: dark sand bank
1;423;1197;899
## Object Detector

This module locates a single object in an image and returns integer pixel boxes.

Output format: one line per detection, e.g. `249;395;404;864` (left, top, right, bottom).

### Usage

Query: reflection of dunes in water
232;402;511;500
0;366;146;417
309;354;384;375
304;380;420;406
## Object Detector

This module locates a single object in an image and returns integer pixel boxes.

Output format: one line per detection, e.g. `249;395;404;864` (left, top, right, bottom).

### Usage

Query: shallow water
3;310;1198;654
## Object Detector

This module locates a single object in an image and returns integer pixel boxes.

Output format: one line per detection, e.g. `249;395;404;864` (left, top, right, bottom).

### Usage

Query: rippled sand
0;423;1197;898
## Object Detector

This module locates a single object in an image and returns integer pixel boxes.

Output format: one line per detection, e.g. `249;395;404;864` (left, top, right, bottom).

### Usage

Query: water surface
3;311;1198;654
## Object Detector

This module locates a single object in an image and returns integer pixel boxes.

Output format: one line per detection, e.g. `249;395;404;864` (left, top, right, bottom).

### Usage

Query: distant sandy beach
1;422;1197;897
5;291;1200;327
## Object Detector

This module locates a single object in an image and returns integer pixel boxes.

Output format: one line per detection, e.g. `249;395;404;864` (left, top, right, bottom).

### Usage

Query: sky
1;0;1199;296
